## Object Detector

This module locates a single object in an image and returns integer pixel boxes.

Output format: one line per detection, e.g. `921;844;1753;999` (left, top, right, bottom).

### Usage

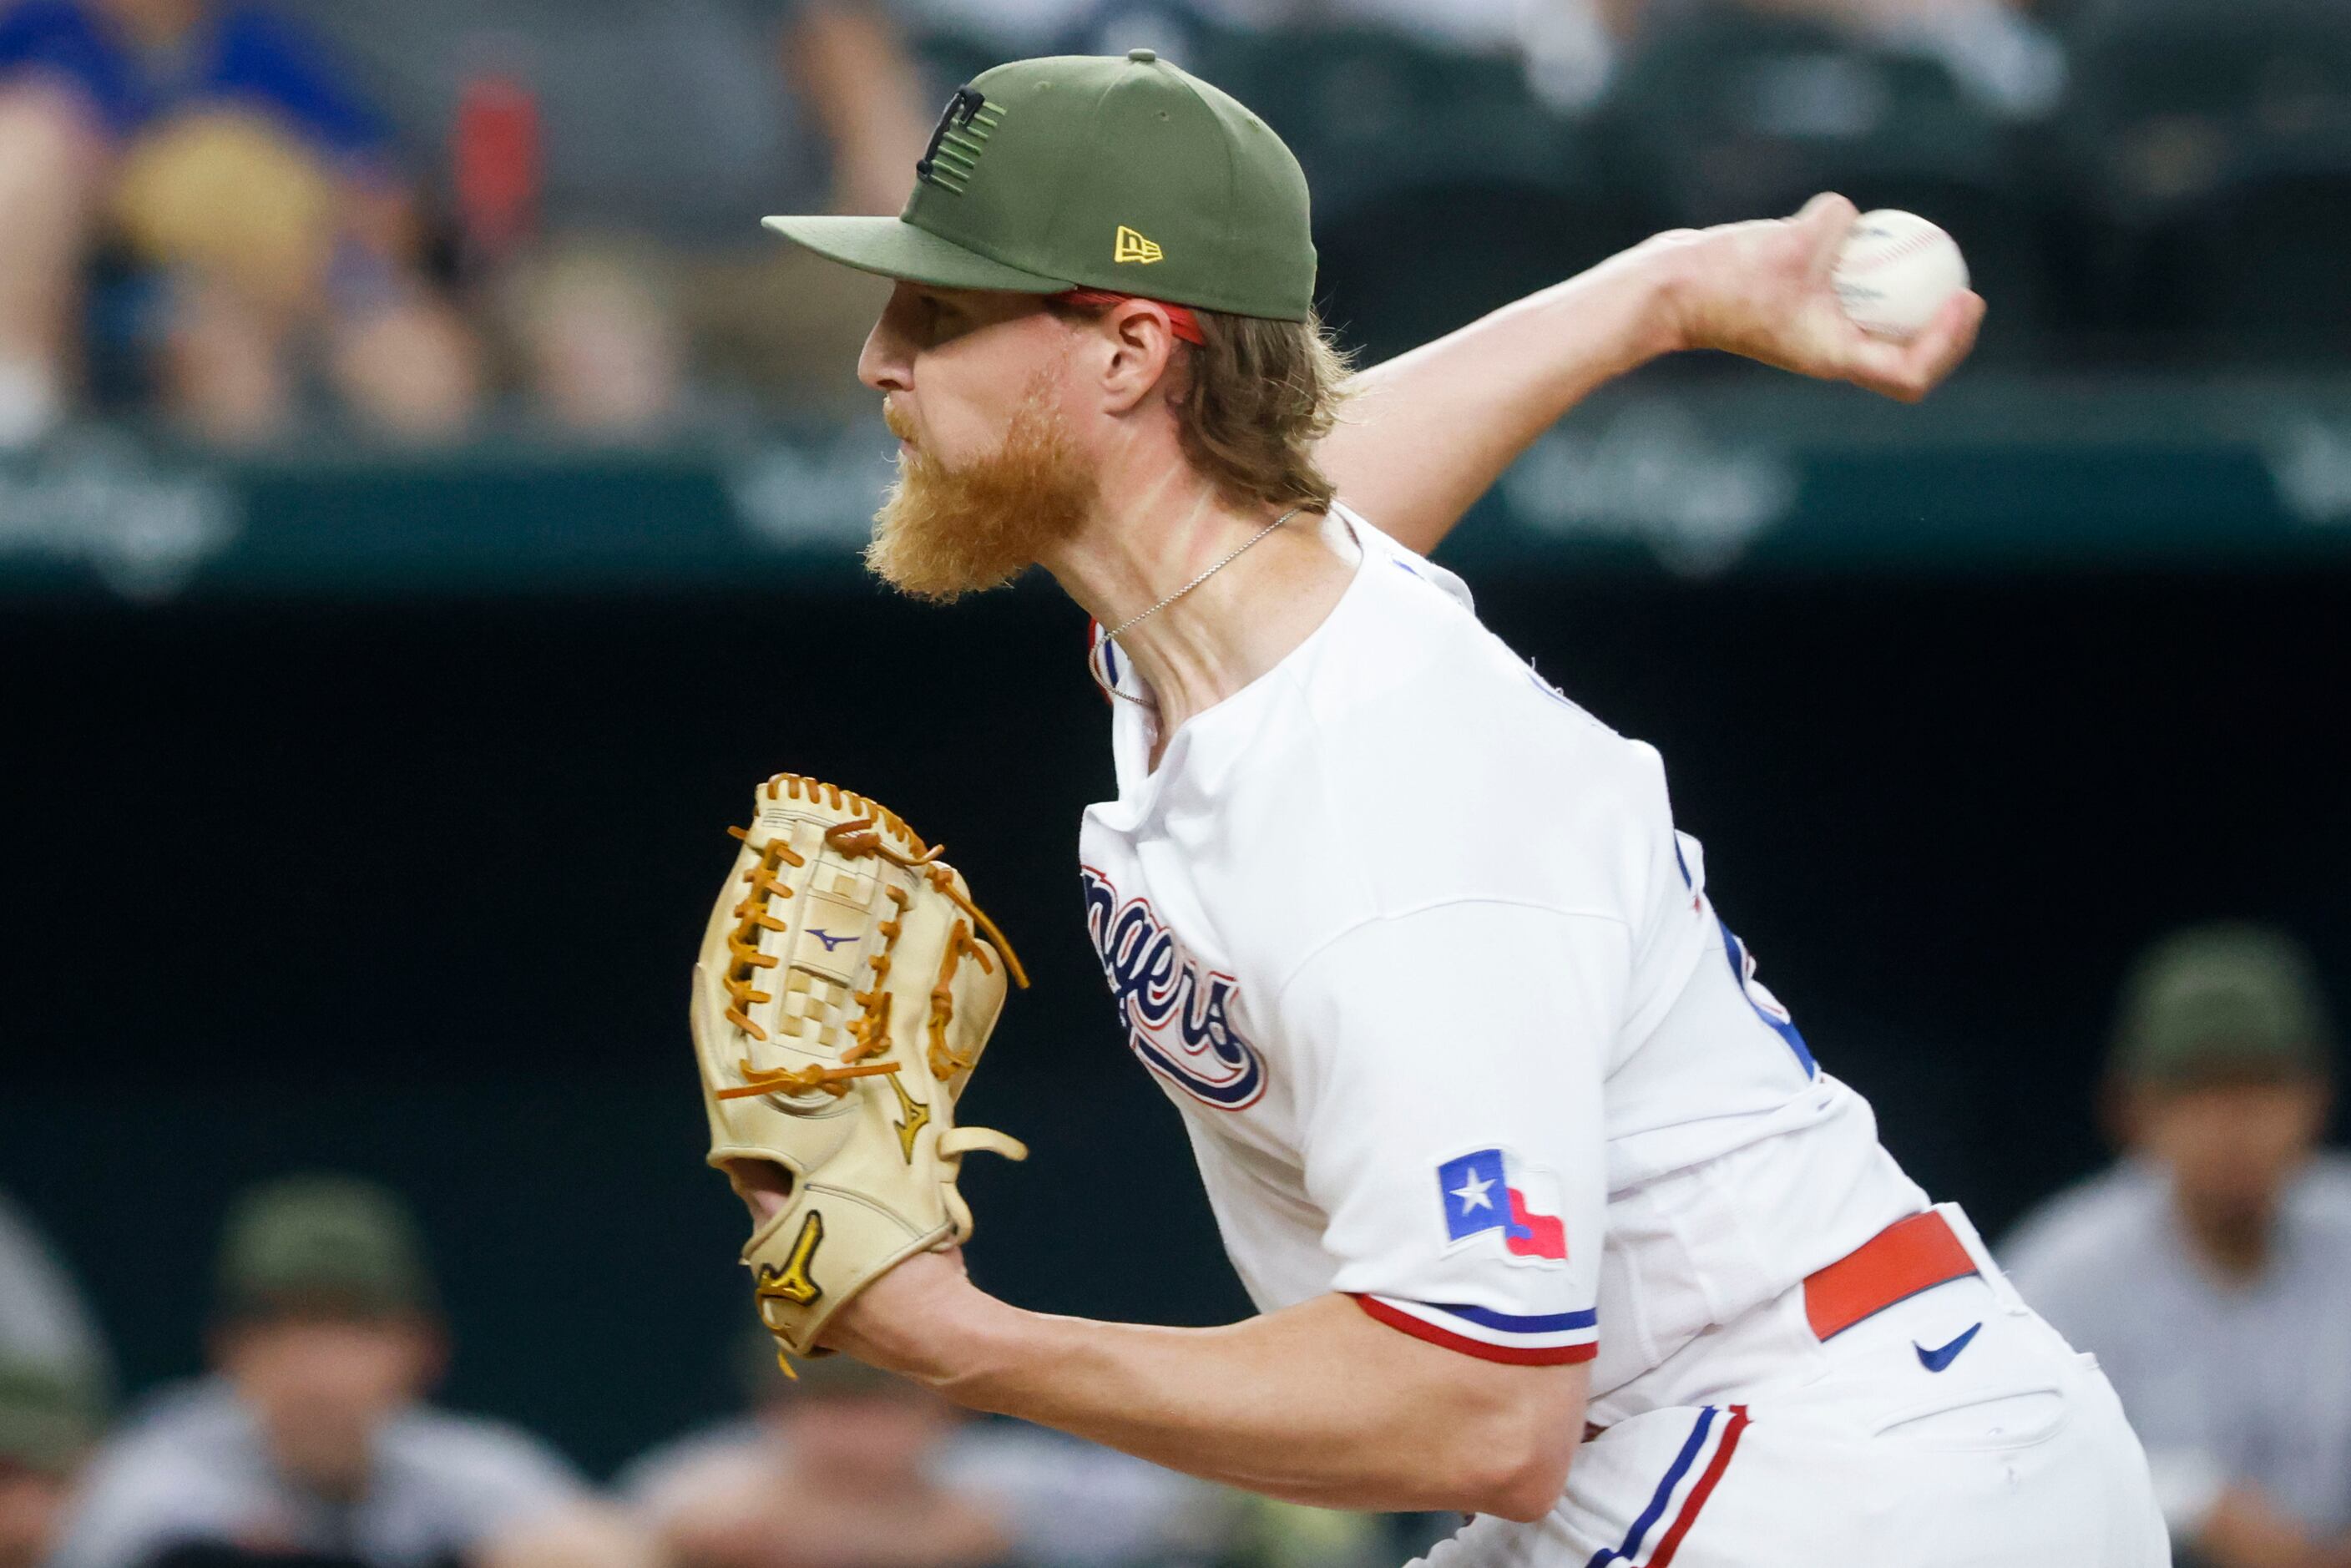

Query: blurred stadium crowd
3;922;2347;1568
0;1172;1399;1568
1;0;2348;452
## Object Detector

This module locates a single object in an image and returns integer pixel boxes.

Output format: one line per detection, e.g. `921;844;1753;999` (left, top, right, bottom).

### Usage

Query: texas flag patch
1438;1148;1568;1263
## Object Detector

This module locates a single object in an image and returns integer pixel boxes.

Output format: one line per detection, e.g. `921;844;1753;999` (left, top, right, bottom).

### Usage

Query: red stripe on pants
1648;1404;1750;1567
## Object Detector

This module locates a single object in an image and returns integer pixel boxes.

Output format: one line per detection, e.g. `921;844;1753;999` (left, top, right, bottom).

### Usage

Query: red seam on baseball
1840;224;1950;277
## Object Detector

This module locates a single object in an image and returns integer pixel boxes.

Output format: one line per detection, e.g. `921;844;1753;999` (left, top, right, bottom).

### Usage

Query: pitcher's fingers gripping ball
690;773;1029;1365
1831;209;1970;343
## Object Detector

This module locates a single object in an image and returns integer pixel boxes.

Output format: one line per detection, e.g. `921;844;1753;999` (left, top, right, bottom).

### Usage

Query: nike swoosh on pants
1914;1323;1982;1373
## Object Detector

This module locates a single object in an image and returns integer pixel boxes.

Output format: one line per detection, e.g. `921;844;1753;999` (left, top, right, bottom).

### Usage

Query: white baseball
1831;210;1969;342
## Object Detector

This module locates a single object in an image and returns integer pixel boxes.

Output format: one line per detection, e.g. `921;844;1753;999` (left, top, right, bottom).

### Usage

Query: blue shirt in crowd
0;0;386;159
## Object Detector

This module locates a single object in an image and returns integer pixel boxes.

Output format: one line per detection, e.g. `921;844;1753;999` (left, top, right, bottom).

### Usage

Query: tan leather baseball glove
690;772;1028;1363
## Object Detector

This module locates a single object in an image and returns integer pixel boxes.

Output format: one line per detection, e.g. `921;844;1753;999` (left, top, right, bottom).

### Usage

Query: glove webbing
715;817;1027;1100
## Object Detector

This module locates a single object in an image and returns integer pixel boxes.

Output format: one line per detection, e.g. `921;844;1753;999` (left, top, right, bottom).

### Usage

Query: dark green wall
6;564;2347;1474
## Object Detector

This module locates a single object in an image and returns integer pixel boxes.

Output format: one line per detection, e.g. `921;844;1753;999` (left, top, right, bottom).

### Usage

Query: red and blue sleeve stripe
1352;1294;1599;1364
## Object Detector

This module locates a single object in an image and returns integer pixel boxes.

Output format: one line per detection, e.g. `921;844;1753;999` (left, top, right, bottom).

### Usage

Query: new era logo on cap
1438;1148;1568;1263
1114;225;1163;264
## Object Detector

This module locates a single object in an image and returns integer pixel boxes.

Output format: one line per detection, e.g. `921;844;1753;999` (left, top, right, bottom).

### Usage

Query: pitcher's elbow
1464;1434;1575;1522
1479;1464;1571;1524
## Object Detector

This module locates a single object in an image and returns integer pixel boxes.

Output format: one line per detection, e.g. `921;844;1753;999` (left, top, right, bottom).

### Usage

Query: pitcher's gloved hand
690;773;1028;1366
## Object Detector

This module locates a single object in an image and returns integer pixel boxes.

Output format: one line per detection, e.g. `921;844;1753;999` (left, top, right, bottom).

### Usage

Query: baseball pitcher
693;50;2167;1568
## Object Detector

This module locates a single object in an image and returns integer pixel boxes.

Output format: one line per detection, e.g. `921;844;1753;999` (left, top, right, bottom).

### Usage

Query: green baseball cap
0;1358;103;1474
216;1175;435;1319
763;51;1316;321
2113;923;2334;1083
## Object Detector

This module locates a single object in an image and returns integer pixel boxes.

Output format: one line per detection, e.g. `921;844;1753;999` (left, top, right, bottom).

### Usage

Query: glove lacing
714;774;1027;1101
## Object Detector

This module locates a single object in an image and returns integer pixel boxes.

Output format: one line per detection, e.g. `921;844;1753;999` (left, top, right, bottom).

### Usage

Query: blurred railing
8;374;2351;601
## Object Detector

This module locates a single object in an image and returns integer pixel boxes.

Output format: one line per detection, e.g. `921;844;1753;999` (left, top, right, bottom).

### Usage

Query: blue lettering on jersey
1079;866;1267;1110
1719;918;1818;1077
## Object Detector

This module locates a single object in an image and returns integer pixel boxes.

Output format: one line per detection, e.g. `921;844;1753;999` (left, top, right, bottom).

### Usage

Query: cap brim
760;215;1076;295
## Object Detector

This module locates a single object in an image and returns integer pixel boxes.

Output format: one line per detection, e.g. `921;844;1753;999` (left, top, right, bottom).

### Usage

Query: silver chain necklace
1098;507;1302;707
1103;506;1302;644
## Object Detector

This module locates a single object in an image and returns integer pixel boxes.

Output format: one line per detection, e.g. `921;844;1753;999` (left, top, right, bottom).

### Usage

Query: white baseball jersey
1078;508;1929;1421
1074;510;2167;1565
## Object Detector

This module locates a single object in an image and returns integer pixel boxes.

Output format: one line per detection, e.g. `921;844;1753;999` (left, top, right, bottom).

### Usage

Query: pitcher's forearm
1320;240;1694;555
840;1275;1585;1518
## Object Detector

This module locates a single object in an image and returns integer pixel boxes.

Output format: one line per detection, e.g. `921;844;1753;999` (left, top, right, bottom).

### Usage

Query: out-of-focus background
4;1;2350;1566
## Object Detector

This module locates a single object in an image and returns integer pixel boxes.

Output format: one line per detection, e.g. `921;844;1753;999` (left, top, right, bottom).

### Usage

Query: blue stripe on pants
1584;1407;1716;1568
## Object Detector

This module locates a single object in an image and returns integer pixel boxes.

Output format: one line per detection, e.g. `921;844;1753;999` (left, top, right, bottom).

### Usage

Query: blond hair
1052;300;1354;513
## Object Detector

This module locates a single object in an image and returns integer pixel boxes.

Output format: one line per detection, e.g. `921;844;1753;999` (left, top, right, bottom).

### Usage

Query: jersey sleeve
1272;901;1625;1365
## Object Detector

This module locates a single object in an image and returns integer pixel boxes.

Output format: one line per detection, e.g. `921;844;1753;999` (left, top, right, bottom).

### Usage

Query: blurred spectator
490;238;689;439
900;0;2050;128
2005;924;2351;1568
48;1174;650;1568
626;1333;1374;1568
898;0;1603;54
0;1190;110;1567
0;0;481;446
269;0;936;432
897;0;1631;115
1631;0;2065;117
0;1356;104;1568
0;1189;109;1388
628;1348;1012;1568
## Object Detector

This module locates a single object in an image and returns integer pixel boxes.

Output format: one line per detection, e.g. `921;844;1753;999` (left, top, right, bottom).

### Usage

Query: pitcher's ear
1096;299;1184;415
